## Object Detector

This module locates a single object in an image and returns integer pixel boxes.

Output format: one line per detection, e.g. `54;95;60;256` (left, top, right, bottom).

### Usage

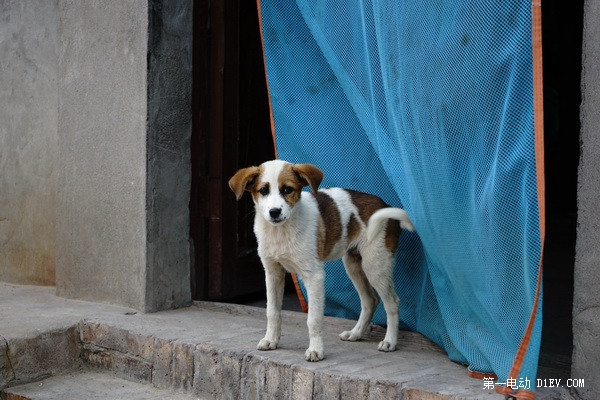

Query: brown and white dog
229;160;414;361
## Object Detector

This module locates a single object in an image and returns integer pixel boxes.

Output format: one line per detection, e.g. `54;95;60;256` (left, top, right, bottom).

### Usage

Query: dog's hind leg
339;250;379;342
361;249;399;352
257;260;286;351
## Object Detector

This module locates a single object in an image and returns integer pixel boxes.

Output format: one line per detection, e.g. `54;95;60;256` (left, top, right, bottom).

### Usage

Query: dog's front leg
301;268;325;361
257;260;286;351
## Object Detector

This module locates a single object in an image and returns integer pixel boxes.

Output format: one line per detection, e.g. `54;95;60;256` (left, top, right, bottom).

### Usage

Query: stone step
74;302;499;399
0;371;202;400
0;284;576;400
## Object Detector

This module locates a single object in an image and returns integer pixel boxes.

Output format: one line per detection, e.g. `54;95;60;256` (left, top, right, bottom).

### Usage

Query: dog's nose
269;208;282;219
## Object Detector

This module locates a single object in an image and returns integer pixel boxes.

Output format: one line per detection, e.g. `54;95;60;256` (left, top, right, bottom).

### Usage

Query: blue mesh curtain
258;0;544;396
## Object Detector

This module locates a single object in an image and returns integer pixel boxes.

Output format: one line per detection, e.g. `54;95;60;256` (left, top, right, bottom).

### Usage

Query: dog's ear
229;166;261;200
293;164;324;193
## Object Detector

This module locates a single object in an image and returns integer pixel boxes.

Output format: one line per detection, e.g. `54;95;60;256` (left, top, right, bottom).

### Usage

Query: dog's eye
258;186;270;196
280;186;294;196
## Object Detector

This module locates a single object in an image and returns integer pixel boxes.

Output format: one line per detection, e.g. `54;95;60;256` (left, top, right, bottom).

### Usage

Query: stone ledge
1;328;82;390
75;302;497;399
0;284;576;399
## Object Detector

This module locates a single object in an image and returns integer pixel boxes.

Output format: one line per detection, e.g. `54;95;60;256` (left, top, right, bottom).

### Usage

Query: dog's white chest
254;200;319;273
258;232;299;265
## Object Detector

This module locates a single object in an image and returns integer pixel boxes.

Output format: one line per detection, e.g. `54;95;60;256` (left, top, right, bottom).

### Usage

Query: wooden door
191;0;275;300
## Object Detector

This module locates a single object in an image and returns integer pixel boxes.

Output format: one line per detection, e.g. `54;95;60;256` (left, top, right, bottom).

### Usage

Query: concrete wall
145;0;193;311
0;0;192;312
55;0;149;310
56;0;193;312
572;1;600;398
0;0;59;285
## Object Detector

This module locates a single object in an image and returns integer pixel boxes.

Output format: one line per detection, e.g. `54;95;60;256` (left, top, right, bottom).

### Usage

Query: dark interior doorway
539;0;582;378
190;0;275;301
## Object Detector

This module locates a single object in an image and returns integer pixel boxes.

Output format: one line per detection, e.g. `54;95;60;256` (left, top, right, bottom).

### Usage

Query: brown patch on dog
229;165;262;200
291;164;324;193
347;190;387;222
277;163;306;207
385;220;401;252
314;192;342;261
346;214;361;245
348;190;402;253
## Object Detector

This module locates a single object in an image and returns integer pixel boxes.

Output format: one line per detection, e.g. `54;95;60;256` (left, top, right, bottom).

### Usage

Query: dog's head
228;160;323;225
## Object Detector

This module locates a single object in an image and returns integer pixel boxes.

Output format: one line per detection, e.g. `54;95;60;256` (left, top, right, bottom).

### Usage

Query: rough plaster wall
572;1;600;398
56;0;148;310
0;0;58;285
144;0;193;312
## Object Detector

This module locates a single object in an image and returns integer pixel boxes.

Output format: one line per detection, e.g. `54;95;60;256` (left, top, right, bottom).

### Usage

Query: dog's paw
257;338;278;351
377;340;396;352
339;330;362;342
304;347;324;362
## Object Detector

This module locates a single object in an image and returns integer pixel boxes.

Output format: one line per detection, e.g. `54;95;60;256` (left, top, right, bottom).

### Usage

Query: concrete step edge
0;370;202;400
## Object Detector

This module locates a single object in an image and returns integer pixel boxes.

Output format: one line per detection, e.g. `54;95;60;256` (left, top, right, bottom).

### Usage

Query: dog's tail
366;208;414;243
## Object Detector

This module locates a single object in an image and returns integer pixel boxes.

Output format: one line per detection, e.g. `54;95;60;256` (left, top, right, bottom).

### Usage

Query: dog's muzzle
268;208;285;224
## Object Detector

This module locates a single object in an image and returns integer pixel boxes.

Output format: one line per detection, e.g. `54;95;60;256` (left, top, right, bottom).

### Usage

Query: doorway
189;3;584;375
539;0;582;378
190;0;274;301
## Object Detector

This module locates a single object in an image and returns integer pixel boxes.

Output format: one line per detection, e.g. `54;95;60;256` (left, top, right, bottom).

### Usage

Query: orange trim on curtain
255;0;278;154
291;273;309;313
467;369;498;381
255;0;309;313
496;1;545;398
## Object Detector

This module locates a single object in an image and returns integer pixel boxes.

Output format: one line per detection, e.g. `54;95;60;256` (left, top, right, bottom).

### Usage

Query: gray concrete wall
0;0;192;311
572;1;600;399
56;0;193;312
0;0;59;285
55;0;149;310
144;0;193;312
